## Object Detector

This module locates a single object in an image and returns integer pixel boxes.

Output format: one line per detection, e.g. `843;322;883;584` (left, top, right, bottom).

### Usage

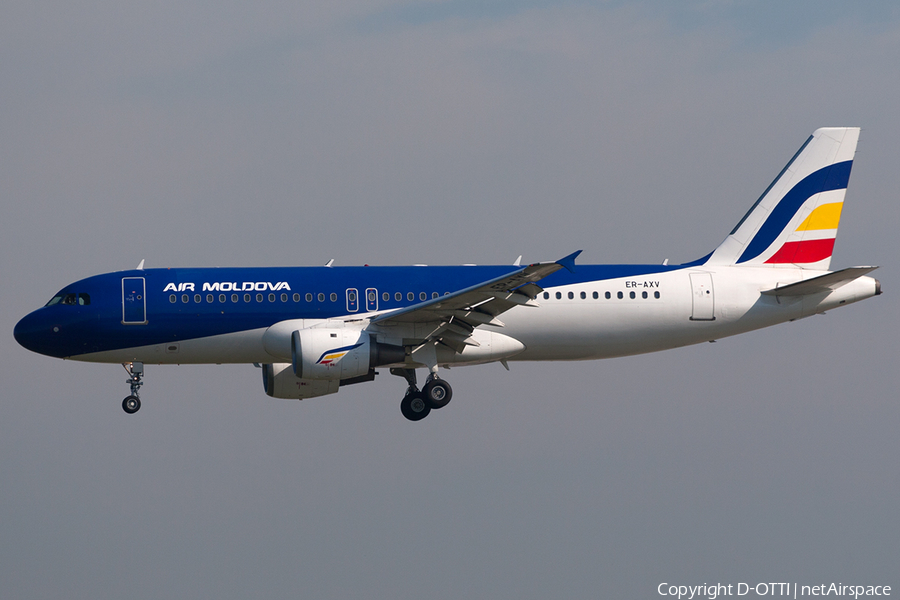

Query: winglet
556;250;582;273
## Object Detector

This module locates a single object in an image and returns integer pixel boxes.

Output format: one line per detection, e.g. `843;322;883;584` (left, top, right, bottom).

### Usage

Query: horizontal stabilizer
761;266;878;296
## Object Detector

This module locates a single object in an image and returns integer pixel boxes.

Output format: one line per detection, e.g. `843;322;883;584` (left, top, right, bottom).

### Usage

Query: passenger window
207;294;214;303
182;294;189;303
317;293;325;302
543;292;549;300
257;293;264;302
420;292;427;301
432;292;439;299
568;292;574;299
629;291;635;299
617;291;623;299
330;293;337;302
268;293;275;302
580;291;586;299
281;293;288;302
293;293;300;302
306;293;313;302
382;292;389;301
605;292;611;299
395;292;402;301
555;292;562;300
245;294;252;302
654;291;660;299
592;292;598;299
219;294;226;303
169;294;177;303
407;292;414;301
642;291;648;299
194;294;202;303
232;294;239;303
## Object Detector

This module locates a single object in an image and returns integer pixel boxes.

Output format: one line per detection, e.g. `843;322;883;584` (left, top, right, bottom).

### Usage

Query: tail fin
706;127;859;269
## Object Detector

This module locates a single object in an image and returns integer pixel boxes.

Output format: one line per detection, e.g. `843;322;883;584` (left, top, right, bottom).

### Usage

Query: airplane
14;127;881;421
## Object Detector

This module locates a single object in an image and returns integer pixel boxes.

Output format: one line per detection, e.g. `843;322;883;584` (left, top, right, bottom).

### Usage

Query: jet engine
291;327;405;381
262;362;340;399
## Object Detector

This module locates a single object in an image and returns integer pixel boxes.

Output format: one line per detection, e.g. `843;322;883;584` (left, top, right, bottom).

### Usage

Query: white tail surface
707;127;860;270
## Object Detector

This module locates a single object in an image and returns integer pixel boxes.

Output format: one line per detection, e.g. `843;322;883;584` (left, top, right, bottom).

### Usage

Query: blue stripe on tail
737;160;853;263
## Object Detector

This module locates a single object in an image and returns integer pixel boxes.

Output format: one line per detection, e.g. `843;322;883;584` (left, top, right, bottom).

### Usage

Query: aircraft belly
73;328;275;364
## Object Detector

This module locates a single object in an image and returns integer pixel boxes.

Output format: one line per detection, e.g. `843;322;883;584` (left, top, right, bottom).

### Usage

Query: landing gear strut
391;368;453;421
122;362;143;414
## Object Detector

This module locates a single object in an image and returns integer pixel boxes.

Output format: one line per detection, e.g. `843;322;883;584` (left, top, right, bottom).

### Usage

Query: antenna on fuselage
137;259;145;270
324;259;334;267
513;255;522;266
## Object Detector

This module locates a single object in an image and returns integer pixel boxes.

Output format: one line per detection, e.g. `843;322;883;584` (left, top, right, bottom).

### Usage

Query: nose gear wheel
121;362;144;414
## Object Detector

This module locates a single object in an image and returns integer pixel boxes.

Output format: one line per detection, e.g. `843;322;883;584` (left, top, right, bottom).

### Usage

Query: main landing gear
122;362;144;414
393;368;453;421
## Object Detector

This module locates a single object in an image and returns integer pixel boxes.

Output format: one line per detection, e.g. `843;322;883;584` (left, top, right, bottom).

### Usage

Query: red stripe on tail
764;238;835;264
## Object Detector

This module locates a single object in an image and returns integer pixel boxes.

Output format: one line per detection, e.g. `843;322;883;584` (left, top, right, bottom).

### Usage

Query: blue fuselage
15;264;680;360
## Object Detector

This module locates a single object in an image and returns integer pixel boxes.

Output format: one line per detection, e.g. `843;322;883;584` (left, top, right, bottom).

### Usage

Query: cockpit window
45;292;90;306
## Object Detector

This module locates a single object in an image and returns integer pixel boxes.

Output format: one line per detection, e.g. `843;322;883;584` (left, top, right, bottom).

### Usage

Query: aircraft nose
14;310;64;358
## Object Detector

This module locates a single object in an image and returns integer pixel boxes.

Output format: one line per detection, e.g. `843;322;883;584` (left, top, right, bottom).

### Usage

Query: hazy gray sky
2;2;898;598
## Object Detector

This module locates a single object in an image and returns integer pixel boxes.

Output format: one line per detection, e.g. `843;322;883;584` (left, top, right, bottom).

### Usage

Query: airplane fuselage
15;263;879;367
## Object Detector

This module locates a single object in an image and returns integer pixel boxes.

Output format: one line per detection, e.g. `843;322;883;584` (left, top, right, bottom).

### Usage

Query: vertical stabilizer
706;127;859;269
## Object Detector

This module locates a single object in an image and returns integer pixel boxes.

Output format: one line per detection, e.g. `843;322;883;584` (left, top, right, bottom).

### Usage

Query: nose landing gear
122;362;144;414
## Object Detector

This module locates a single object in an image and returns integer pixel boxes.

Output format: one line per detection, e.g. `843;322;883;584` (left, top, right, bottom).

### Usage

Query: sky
2;1;899;598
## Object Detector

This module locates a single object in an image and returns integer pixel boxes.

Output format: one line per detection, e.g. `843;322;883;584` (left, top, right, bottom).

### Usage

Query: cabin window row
168;290;451;304
170;293;307;304
542;290;662;300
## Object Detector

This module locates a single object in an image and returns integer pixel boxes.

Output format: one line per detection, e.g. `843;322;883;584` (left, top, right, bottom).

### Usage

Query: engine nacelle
262;363;340;399
291;327;406;381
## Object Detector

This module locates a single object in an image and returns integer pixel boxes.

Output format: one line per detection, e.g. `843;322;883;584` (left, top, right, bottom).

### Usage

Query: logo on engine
316;343;363;366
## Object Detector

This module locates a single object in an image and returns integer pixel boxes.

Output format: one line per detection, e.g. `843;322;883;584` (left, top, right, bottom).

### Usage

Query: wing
370;250;581;352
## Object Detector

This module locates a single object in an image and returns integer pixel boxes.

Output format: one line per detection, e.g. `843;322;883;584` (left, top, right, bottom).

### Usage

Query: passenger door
122;277;147;324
